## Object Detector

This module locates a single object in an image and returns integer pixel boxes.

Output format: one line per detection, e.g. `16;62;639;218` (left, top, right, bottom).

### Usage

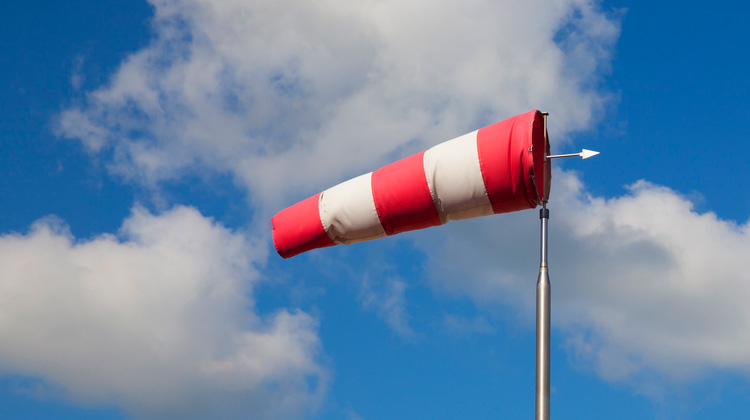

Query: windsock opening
532;111;552;203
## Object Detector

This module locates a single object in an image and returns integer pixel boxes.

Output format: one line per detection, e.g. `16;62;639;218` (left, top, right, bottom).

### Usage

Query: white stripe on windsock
319;172;386;245
423;130;494;222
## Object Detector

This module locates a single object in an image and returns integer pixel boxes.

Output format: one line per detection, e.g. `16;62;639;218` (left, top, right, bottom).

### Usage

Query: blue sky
1;1;749;419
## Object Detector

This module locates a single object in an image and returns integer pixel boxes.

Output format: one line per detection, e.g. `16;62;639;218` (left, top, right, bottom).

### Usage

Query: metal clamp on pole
536;203;550;420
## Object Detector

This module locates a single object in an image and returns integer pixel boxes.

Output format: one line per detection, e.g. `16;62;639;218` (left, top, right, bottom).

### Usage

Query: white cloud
418;170;750;382
0;207;326;419
56;0;621;209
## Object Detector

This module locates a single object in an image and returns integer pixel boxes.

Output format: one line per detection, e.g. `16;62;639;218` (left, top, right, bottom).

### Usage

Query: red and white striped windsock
272;110;551;258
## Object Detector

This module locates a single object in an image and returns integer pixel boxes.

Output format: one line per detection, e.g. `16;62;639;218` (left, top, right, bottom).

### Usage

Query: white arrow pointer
547;149;600;160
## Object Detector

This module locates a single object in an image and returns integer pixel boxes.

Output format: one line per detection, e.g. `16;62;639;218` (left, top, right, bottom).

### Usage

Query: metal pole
536;202;550;420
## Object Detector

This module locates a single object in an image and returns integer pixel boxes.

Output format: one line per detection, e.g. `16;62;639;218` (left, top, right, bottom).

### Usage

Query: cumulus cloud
56;0;621;208
418;170;750;382
0;207;325;419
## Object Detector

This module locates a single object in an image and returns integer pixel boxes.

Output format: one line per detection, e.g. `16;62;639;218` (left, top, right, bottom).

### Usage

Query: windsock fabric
272;110;550;258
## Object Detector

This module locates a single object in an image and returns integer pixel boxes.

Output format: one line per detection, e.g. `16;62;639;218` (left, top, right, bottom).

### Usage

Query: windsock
272;110;551;258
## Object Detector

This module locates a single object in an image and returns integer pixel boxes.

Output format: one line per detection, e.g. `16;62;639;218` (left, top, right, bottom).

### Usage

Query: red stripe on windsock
371;151;441;235
477;110;538;214
272;193;334;259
